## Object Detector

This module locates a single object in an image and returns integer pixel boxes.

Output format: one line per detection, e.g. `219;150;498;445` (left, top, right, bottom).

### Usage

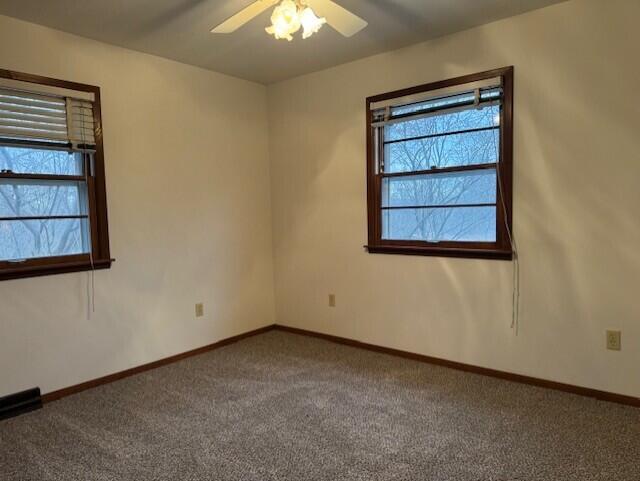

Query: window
0;70;111;280
366;67;513;260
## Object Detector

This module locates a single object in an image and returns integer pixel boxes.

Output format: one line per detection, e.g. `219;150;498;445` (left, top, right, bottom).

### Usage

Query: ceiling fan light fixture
265;0;301;41
211;0;368;40
300;6;326;39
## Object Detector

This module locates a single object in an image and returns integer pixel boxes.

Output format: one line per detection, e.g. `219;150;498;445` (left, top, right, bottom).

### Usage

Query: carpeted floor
1;331;639;480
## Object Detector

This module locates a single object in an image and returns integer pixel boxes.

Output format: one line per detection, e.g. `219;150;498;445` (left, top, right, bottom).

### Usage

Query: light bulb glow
265;1;325;41
265;0;301;41
300;7;326;39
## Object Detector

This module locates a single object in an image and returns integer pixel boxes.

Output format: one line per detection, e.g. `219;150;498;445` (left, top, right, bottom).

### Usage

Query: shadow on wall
270;4;640;390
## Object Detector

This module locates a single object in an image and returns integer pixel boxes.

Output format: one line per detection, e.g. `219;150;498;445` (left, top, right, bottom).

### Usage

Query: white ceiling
0;0;566;84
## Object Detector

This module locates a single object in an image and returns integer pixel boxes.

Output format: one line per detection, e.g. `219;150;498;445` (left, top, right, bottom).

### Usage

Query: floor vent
0;388;42;421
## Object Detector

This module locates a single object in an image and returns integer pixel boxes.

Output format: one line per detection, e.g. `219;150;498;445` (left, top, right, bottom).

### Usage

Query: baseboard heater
0;387;42;421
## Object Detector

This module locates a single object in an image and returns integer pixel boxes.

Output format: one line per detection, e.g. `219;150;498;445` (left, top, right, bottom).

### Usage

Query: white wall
268;0;640;398
2;0;638;401
0;15;276;396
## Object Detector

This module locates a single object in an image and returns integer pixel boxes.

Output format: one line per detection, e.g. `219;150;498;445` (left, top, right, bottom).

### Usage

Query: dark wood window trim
365;67;514;260
0;69;112;281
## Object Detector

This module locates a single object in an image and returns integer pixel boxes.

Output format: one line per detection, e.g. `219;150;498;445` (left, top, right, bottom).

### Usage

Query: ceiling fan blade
305;0;368;37
211;0;279;33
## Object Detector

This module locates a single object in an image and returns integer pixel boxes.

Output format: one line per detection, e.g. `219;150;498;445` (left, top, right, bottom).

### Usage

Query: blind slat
68;131;96;143
0;88;66;107
0;111;67;126
0;119;68;132
0;106;67;125
0;97;66;112
0;104;67;119
0;126;69;141
70;117;94;124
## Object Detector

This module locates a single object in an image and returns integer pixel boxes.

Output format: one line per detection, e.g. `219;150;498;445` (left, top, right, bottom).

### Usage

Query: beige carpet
1;330;639;480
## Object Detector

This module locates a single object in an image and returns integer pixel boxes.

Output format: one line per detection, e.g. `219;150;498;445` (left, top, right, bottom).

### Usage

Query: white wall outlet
606;330;621;351
328;294;336;307
195;303;204;317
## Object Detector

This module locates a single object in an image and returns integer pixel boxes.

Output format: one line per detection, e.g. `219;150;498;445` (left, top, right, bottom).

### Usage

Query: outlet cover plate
606;330;621;351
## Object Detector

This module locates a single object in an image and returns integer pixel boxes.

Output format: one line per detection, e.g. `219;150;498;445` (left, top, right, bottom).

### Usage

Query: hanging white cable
72;97;96;317
85;124;96;316
492;118;520;334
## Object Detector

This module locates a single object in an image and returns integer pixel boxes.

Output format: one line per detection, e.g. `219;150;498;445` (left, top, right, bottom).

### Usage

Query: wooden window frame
365;67;514;260
0;69;112;281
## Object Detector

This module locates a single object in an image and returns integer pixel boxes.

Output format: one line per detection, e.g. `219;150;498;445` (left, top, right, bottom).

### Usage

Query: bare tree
0;147;85;261
383;106;499;241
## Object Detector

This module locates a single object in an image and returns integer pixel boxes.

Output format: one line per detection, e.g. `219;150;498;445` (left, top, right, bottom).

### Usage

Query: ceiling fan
211;0;368;42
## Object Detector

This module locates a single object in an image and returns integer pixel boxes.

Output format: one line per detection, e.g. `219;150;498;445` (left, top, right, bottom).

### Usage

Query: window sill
365;244;513;261
0;258;113;281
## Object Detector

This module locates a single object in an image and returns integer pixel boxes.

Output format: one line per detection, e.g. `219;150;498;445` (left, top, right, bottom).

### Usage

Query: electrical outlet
195;303;204;318
606;330;621;351
328;294;336;307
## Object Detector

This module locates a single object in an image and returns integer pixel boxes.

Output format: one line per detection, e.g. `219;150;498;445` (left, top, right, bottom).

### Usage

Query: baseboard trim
39;323;639;408
42;325;276;403
273;324;640;408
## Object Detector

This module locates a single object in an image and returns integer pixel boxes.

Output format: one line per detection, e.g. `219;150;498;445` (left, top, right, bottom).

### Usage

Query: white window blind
0;87;95;148
371;86;502;128
66;98;95;146
369;77;501;112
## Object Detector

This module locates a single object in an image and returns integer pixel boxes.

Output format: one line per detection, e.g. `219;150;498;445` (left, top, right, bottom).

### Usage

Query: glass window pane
0;218;90;261
382;170;496;208
0;180;87;217
0;146;82;175
384;129;499;173
382;206;496;242
385;104;500;143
